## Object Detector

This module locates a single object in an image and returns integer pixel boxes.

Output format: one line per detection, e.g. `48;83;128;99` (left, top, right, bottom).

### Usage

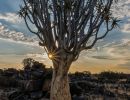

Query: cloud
112;0;130;18
112;0;130;33
0;23;38;45
86;37;130;62
105;40;130;59
121;22;130;33
119;61;130;68
0;13;22;24
0;12;37;36
26;53;48;59
91;56;116;60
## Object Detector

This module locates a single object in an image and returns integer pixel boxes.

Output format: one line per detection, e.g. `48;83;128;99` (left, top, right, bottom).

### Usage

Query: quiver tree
19;0;118;100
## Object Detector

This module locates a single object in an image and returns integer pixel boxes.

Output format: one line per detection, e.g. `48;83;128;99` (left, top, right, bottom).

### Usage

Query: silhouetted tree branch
19;0;118;61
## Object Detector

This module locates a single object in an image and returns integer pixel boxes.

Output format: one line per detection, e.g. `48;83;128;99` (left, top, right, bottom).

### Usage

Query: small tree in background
19;0;118;100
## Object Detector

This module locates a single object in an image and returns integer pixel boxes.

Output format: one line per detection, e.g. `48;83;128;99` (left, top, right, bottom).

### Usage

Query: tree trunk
50;55;72;100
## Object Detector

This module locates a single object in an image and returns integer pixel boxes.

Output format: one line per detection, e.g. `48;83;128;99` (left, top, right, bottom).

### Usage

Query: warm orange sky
0;43;129;74
0;58;130;74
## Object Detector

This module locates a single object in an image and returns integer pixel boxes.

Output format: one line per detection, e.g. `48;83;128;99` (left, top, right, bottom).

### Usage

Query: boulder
30;91;43;99
42;79;51;92
0;90;8;100
25;80;43;92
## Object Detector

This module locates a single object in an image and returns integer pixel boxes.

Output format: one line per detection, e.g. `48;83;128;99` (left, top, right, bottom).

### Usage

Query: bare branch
19;0;118;61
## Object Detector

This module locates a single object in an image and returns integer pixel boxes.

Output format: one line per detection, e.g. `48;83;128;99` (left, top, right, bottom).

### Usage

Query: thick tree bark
50;71;71;100
50;54;72;100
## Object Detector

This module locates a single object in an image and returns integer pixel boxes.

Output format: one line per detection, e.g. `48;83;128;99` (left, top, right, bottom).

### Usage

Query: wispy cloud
0;23;38;45
91;56;116;60
112;0;130;33
119;61;130;67
0;13;22;23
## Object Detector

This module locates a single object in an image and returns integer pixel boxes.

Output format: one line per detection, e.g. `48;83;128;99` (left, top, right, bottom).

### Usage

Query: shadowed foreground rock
0;58;130;100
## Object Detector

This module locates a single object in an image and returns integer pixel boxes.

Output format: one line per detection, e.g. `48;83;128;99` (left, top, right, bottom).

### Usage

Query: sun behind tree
48;54;53;59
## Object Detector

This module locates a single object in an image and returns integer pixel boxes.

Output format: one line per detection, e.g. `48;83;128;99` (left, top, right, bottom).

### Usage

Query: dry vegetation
0;58;129;100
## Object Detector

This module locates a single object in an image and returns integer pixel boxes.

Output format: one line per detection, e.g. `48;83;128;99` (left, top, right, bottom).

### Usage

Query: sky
0;0;130;73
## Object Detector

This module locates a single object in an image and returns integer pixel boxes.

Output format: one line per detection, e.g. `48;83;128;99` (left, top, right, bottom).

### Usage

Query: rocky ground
0;58;130;100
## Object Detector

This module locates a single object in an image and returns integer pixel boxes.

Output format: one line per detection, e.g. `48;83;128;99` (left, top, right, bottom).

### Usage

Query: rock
0;90;8;100
40;98;49;100
0;76;18;87
31;70;44;80
70;83;82;96
25;80;43;92
8;90;22;100
72;95;87;100
0;94;8;100
30;91;43;99
42;79;51;92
